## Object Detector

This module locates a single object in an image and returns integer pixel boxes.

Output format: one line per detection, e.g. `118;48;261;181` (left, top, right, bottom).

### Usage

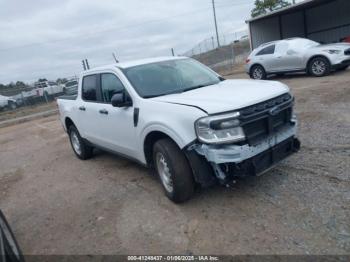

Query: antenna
82;60;86;71
112;53;119;63
85;59;90;70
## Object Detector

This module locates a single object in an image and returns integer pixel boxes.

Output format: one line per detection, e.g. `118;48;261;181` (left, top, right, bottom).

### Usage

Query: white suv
246;38;350;79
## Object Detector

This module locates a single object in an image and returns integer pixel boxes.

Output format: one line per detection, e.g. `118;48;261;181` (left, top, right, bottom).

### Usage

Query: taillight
246;58;250;64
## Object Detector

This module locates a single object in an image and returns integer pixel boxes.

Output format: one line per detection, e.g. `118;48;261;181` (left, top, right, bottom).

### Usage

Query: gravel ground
0;69;349;255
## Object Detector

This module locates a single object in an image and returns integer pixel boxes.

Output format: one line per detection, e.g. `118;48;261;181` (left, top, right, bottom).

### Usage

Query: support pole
212;0;220;47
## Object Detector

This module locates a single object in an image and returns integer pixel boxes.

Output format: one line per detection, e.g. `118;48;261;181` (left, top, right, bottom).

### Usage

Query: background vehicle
63;80;78;95
0;95;17;110
246;38;350;79
34;81;63;97
57;57;300;203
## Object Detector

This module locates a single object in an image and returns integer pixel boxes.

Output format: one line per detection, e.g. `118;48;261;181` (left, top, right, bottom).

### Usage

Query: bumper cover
189;125;300;182
194;125;297;164
226;137;300;177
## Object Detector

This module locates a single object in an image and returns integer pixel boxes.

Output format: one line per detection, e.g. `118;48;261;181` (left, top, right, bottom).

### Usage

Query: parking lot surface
0;70;349;255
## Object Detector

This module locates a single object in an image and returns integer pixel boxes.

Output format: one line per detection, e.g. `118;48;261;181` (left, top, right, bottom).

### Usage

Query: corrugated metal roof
246;0;332;23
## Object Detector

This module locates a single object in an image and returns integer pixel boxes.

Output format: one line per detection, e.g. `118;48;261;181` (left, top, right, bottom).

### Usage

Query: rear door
76;74;102;145
274;42;303;71
255;44;277;72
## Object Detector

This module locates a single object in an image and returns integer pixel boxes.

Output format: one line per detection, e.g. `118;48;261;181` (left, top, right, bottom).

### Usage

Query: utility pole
171;48;175;56
212;0;220;47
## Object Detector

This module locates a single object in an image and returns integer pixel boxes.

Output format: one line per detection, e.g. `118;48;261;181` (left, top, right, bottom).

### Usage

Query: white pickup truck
57;57;300;203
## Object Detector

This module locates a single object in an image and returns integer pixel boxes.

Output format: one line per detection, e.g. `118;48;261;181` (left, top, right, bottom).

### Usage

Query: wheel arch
143;131;181;167
306;55;331;70
250;63;266;74
64;117;76;132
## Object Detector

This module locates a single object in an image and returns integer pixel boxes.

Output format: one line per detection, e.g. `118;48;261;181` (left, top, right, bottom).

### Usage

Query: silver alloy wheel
253;67;263;79
312;60;326;75
70;131;82;155
155;152;173;193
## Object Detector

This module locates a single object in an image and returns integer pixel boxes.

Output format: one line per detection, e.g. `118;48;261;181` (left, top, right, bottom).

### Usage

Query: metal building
247;0;350;50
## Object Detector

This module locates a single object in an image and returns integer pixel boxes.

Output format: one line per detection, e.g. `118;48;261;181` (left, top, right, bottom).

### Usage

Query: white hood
152;79;290;114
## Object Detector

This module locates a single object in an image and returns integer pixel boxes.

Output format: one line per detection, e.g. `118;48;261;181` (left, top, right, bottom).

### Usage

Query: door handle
79;106;86;111
99;109;108;115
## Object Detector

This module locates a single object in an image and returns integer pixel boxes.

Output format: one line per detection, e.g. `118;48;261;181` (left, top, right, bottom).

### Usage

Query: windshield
123;59;221;98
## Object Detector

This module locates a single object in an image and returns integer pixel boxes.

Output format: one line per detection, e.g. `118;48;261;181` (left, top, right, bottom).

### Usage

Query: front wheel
153;138;195;203
68;125;93;160
250;65;267;80
308;57;331;77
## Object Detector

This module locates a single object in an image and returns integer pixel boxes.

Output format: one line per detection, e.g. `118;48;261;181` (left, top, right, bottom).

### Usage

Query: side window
101;73;125;103
82;75;97;101
256;45;275;56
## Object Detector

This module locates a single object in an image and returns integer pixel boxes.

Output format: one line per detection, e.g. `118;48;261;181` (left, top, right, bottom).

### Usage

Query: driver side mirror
111;91;133;108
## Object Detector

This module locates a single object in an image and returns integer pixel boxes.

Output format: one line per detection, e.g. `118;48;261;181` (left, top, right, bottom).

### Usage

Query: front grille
239;93;294;145
345;48;350;56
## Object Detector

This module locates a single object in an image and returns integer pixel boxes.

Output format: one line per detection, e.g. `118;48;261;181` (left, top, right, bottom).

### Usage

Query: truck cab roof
82;56;188;75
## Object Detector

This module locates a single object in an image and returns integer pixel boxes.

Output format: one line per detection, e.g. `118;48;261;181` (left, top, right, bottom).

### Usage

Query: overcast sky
0;0;259;84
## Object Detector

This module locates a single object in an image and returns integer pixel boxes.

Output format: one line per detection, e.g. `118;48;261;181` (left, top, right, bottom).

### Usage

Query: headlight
323;49;341;54
195;112;245;144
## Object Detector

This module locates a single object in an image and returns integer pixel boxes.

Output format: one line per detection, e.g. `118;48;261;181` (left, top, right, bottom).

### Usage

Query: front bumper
188;125;300;183
194;125;298;164
332;59;350;69
224;136;300;177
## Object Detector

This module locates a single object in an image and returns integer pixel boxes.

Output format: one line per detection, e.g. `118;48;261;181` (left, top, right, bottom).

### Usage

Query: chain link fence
0;76;78;112
183;31;251;74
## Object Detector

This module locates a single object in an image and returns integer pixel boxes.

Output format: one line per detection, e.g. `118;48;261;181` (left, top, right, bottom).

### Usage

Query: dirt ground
0;69;349;255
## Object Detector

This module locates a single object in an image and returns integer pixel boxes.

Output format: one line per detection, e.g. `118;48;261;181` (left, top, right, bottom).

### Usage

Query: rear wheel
153;138;195;203
68;125;93;160
250;65;267;80
308;57;331;77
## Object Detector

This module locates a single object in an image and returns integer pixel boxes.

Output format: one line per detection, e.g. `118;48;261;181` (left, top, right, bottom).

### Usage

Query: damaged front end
185;93;301;187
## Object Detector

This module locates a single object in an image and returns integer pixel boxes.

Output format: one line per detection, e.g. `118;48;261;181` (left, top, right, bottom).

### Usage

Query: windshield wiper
182;84;208;93
143;90;182;98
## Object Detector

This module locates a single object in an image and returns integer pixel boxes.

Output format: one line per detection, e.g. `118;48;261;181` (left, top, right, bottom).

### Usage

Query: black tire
153;138;195;203
308;57;331;77
250;65;267;80
68;125;93;160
